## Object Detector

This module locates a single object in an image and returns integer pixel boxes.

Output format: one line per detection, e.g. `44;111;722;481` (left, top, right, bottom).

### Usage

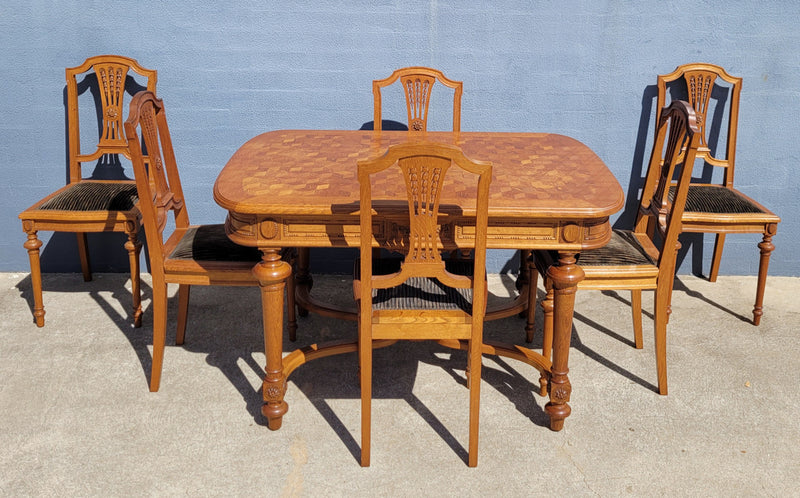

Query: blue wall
2;1;798;276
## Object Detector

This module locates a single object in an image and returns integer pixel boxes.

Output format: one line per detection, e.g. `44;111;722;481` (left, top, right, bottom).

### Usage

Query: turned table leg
544;251;583;431
253;249;293;430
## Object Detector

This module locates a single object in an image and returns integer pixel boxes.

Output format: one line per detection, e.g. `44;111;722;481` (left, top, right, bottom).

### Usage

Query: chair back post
357;160;375;320
656;63;741;187
372;67;462;134
124;91;189;275
66;55;157;183
636;100;702;278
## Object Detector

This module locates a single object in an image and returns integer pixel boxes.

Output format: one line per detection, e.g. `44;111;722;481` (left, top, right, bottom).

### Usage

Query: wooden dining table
213;129;624;432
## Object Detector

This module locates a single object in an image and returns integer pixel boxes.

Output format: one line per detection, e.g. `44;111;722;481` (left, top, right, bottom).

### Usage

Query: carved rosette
550;379;572;403
263;366;287;403
264;382;286;402
560;223;581;244
260;219;279;240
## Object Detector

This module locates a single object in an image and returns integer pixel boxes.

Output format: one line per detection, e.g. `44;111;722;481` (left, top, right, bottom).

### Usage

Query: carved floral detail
552;386;571;403
264;385;284;401
549;376;572;403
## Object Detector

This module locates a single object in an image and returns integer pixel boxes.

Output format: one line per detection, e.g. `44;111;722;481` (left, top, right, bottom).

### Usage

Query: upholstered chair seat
38;182;139;212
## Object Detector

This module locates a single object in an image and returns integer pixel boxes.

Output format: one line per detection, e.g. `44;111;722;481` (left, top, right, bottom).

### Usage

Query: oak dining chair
124;91;294;392
372;66;463;134
373;66;533;329
294;67;466;330
19;55;156;328
354;142;492;467
656;63;780;325
532;101;702;396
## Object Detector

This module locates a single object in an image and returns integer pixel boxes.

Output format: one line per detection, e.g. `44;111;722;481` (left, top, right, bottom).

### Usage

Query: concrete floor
1;272;798;496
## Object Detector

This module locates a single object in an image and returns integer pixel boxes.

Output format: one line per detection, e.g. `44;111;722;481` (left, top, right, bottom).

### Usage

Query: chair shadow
599;289;655;322
157;275;548;465
17;267;668;453
601;276;751;324
569;311;659;393
613;84;659;231
671;276;752;323
287;326;550;465
545;274;749;394
15;271;153;328
528;287;659;393
16;266;673;462
358;119;409;131
15;272;156;382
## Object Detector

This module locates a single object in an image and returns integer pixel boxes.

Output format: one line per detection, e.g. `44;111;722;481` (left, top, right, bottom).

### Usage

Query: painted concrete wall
2;1;798;276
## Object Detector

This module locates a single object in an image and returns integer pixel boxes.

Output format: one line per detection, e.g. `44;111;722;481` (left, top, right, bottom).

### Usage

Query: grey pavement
1;271;798;496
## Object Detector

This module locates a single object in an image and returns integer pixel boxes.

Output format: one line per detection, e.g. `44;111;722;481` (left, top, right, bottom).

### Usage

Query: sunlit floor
2;272;798;495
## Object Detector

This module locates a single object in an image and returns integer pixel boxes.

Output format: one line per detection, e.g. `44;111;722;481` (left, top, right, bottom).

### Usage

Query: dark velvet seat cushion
354;257;475;312
169;224;263;262
576;230;656;267
670;185;764;214
38;182;139;211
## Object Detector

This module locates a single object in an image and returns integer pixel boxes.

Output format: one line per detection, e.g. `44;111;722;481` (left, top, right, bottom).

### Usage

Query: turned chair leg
541;283;554;361
525;255;538;343
125;230;143;328
535;280;554;397
24;231;45;327
286;258;297;342
295;248;311;318
753;229;776;326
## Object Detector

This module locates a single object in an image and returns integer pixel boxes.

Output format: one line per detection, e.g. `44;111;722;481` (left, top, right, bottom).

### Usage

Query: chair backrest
67;55;157;182
635;100;702;276
372;67;463;134
357;142;492;315
656;63;741;187
123;91;189;275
